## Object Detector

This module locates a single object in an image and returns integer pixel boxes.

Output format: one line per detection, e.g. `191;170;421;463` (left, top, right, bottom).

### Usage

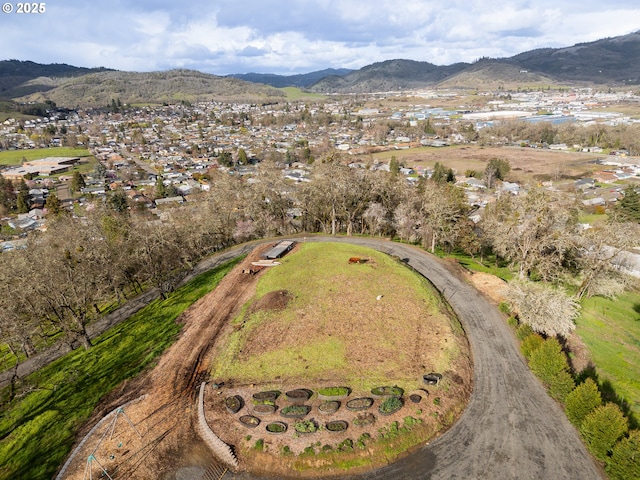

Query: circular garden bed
345;397;374;411
239;415;261;428
265;421;288;434
379;396;404;416
325;420;348;433
225;395;244;414
423;373;442;385
371;386;404;398
252;390;280;402
294;419;318;434
318;400;340;414
285;388;313;404
280;404;311;418
253;403;277;415
317;386;350;401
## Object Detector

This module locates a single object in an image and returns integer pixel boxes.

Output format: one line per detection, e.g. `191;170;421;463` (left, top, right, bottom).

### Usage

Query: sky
1;0;640;76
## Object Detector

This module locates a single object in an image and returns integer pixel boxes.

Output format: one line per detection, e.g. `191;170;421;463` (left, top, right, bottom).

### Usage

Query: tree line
1;154;639;387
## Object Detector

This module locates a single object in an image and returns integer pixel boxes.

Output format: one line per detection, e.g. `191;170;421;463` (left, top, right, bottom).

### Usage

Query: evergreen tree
617;186;640;223
16;179;30;213
389;156;400;175
44;192;62;217
565;378;602;427
580;403;628;462
607;430;640;480
70;171;86;194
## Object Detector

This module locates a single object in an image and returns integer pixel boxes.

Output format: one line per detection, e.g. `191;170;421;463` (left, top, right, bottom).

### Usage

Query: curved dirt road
227;237;603;480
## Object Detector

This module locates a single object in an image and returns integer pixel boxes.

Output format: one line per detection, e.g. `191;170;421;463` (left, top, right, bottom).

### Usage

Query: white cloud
0;0;638;74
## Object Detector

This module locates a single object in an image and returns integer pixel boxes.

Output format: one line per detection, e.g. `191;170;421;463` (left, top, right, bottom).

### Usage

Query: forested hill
19;69;286;107
0;60;112;99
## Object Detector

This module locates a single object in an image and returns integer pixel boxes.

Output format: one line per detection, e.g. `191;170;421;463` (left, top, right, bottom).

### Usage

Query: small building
262;240;296;260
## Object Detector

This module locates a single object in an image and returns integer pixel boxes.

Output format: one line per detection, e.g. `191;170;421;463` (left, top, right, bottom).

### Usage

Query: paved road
227;237;603;480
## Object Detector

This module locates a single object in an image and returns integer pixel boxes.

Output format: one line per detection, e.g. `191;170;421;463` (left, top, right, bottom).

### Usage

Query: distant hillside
0;60;112;99
228;68;353;88
309;59;468;93
510;30;640;84
306;30;640;93
436;60;556;90
19;69;286;107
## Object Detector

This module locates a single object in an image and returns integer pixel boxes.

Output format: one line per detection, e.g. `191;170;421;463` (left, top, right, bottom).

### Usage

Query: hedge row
516;324;638;479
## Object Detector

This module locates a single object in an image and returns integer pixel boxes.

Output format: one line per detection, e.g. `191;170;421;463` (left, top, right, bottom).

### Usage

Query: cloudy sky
1;0;639;75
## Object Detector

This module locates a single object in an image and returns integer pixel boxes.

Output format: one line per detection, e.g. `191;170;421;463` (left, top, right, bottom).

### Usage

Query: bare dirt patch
249;289;294;314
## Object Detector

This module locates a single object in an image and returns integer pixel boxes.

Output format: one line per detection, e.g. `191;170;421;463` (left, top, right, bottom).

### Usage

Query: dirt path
59;246;269;480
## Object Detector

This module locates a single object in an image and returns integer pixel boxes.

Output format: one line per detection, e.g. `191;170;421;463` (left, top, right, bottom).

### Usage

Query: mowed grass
576;289;640;419
211;242;461;391
0;256;242;480
0;147;93;166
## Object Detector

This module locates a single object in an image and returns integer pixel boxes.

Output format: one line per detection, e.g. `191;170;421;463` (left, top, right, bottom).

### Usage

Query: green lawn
281;87;326;101
0;256;242;480
576;290;640;420
211;242;458;390
0;147;92;166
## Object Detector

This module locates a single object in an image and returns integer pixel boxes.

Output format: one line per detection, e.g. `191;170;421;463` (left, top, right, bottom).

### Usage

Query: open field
359;144;602;182
0;147;92;166
0;258;241;480
211;242;467;390
576;289;640;420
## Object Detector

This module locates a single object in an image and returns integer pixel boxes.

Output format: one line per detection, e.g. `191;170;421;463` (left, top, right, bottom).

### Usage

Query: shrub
528;338;571;390
606;430;640;480
379;396;403;414
580;403;629;462
318;386;349;397
294;420;318;433
565;378;602;428
516;323;534;341
520;333;544;360
337;438;354;451
253;439;264;451
281;445;292;456
507;315;518;328
548;370;575;403
498;301;511;314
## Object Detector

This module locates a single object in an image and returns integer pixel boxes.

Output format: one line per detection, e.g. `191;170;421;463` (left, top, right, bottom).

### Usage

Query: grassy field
575;289;640;420
210;242;463;392
0;256;242;480
281;87;326;101
0;147;92;166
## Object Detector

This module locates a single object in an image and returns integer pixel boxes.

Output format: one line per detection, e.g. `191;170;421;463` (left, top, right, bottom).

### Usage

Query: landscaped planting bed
345;397;374;411
280;404;311;418
225;395;244;414
239;415;261;428
318;400;341;414
317;386;350;401
265;421;288;434
253;390;280;402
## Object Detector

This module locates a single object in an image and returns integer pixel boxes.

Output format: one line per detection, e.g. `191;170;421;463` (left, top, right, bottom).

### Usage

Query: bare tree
507;281;580;338
482;187;578;280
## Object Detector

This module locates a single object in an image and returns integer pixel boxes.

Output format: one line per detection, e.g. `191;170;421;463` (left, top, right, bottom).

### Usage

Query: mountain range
2;30;640;107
